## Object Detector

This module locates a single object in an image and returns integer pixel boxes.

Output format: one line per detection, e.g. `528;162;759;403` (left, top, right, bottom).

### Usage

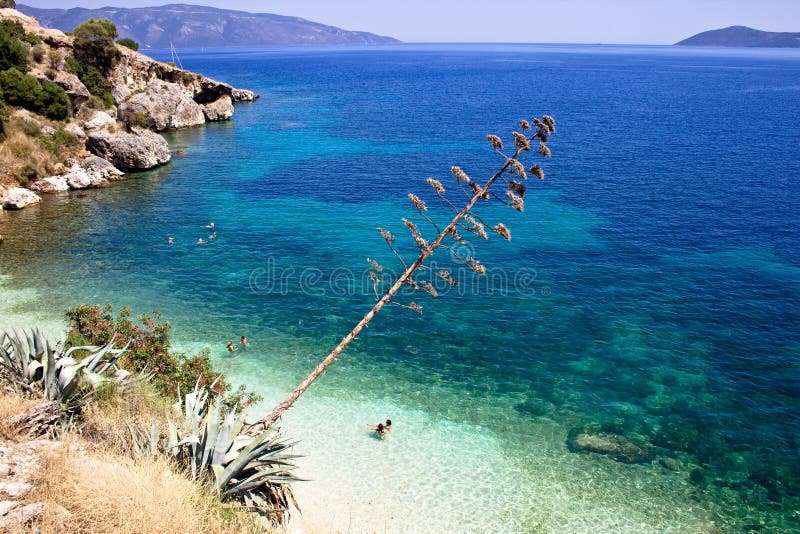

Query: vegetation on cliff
1;306;296;530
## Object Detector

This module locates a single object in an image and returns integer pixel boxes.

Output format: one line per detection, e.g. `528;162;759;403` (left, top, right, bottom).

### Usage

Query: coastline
0;279;719;533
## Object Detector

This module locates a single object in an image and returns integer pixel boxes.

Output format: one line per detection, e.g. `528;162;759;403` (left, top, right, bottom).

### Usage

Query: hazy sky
17;1;800;44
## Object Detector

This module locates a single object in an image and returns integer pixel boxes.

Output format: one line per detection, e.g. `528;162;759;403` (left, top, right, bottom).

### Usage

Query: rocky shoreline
0;8;258;211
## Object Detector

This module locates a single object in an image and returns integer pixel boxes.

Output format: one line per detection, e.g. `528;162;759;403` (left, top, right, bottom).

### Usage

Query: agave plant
167;380;301;525
0;327;140;406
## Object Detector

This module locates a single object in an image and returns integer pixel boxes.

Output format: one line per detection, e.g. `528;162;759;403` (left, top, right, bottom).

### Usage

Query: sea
1;43;799;533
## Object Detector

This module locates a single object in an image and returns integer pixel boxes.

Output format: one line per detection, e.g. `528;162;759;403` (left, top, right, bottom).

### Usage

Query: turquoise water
1;44;800;532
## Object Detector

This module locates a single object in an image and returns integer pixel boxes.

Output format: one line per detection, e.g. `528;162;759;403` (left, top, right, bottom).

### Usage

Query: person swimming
197;238;206;245
205;222;215;229
240;336;249;347
226;340;236;353
209;231;217;239
368;420;391;437
168;236;173;245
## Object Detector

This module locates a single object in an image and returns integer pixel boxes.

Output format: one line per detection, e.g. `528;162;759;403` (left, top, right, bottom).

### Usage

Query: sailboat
170;42;184;69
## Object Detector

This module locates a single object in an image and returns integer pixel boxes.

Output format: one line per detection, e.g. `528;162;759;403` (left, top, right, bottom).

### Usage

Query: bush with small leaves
47;49;61;69
0;22;26;72
0;68;70;120
31;43;45;63
66;57;114;108
65;304;262;409
72;18;120;74
116;37;139;51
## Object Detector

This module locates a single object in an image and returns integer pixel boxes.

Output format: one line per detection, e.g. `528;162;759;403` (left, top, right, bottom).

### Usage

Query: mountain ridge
676;25;800;47
16;3;400;48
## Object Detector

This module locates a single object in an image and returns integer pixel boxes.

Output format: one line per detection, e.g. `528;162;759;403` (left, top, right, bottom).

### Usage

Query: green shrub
133;111;147;128
64;305;262;409
0;20;26;41
0;23;27;72
47;49;61;69
14;161;36;186
40;127;79;156
66;57;114;108
19;117;40;136
0;68;70;120
72;18;120;74
44;68;56;80
0;0;16;9
116;37;139;51
0;18;37;45
31;43;45;62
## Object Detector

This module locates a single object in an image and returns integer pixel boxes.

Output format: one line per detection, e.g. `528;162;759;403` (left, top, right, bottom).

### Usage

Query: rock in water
118;80;206;131
87;128;171;171
30;175;69;193
82;155;124;183
231;88;259;102
566;427;654;464
63;163;92;189
2;188;42;210
201;94;234;121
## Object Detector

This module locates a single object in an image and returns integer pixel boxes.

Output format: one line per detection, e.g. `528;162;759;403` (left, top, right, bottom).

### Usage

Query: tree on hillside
0;23;26;72
116;37;139;51
72;18;120;74
0;68;70;120
0;1;17;9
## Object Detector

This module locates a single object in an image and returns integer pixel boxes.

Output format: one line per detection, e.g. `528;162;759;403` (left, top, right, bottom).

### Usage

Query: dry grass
79;382;172;455
31;439;262;534
0;111;84;187
0;392;40;440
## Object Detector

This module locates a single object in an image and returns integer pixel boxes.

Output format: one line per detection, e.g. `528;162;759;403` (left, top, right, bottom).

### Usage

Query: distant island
676;26;800;47
16;3;400;48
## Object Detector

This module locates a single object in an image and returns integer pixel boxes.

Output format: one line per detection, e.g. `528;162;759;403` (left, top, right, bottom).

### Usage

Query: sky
16;1;800;44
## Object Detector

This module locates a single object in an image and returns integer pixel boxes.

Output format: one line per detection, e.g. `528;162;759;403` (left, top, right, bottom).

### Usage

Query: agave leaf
149;418;159;451
222;434;256;465
167;418;180;451
211;464;225;492
126;420;142;454
84;371;108;388
211;406;241;466
200;400;223;476
217;430;277;488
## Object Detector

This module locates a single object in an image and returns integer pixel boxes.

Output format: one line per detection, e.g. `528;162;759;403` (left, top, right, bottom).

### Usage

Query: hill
676;25;800;47
17;3;399;48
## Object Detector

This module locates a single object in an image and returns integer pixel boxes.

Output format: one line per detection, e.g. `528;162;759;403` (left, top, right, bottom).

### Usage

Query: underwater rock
566;427;655;464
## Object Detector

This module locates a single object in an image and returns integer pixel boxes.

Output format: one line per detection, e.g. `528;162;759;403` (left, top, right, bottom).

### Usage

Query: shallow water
1;44;799;532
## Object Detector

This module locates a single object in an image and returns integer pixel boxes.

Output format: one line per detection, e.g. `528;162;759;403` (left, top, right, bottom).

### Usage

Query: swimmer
205;222;215;229
226;340;236;353
168;236;173;245
240;336;249;347
197;238;205;245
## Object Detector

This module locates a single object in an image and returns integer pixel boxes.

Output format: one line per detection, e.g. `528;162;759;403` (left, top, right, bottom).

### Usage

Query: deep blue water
1;44;799;531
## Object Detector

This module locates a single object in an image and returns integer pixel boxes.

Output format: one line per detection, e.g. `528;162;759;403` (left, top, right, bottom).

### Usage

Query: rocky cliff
0;8;258;210
17;3;400;49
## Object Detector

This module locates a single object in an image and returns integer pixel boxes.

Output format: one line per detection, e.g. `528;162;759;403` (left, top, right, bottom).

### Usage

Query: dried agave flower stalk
245;115;556;434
